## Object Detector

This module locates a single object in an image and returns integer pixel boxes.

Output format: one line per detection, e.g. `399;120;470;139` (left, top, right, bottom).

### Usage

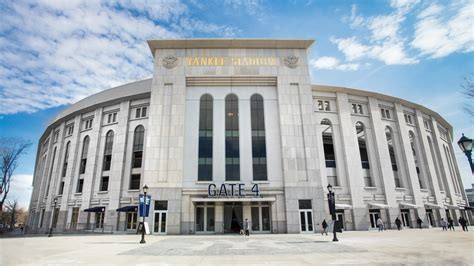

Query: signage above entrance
208;183;261;198
186;57;278;67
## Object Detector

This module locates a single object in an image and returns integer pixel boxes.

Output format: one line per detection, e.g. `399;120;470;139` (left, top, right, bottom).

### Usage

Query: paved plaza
1;228;473;265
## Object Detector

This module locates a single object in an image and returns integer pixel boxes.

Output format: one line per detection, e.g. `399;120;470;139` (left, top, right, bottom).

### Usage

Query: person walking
321;219;328;235
416;217;423;229
243;218;250;236
459;217;468;232
448;217;455;231
377;217;384;232
440;218;447;231
395;217;402;231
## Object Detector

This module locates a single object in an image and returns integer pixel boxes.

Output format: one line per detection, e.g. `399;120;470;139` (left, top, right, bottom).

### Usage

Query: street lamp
457;133;473;174
327;184;338;242
140;184;149;244
48;197;58;237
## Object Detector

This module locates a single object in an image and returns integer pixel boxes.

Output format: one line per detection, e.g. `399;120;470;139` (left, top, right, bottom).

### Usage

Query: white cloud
411;1;474;58
332;2;420;66
0;1;239;115
310;56;359;71
7;174;34;209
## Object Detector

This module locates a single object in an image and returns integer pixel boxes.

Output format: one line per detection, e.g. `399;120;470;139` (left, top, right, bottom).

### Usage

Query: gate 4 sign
208;183;261;198
139;194;151;217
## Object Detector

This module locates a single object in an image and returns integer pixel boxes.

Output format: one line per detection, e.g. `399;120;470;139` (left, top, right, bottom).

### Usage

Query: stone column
106;101;131;231
368;97;399;228
336;92;368;230
393;103;426;224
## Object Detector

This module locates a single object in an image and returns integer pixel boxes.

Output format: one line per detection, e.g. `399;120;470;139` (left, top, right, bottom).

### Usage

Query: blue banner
139;194;151;217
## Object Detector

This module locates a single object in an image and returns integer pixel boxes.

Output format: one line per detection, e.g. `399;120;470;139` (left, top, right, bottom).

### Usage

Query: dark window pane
103;155;112;171
100;176;109;191
130;174;140;190
79;159;87;174
154;200;168;210
142;107;147;117
59;181;64;195
251;95;267;181
77;179;84;193
132;151;143;168
225;94;240;181
299;200;312;209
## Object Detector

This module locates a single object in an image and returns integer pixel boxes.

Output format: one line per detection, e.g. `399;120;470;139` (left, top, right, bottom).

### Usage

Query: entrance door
153;200;168;234
401;210;410;227
299;210;314;233
336;212;345;231
426;210;434;227
224;203;243;233
369;211;380;229
153;211;167;234
251;203;271;233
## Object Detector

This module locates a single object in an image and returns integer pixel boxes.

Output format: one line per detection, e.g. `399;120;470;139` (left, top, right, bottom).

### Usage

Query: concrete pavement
0;228;473;265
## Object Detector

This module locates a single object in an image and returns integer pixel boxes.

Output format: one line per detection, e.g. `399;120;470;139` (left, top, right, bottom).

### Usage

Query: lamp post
457;133;473;174
140;184;149;244
48;197;58;237
327;184;338;242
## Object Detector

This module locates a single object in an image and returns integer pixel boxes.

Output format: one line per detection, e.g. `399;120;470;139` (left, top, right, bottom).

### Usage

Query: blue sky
1;0;473;208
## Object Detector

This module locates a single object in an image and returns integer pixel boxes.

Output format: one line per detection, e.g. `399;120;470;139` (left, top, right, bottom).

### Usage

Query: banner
139;194;151;217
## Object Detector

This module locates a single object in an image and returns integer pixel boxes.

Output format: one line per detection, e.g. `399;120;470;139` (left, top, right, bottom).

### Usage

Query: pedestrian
377;217;384;232
244;218;250;236
395;217;402;231
416;217;423;229
448;217;455;231
459;217;468;232
322;219;328;235
440;218;447;231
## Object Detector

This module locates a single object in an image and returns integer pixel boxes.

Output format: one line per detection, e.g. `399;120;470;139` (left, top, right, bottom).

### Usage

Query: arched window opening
79;136;90;174
225;94;240;181
132;126;145;169
198;94;213;181
321;119;336;168
103;130;114;171
251;94;267;181
356;122;372;187
427;136;445;191
61;141;70;177
385;127;401;187
409;131;425;189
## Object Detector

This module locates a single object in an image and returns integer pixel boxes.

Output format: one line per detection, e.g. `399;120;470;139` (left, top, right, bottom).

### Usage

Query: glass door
299;210;314;233
336;212;345;231
195;203;215;233
153;211;167;234
426;211;434;227
251;203;271;233
401;211;410;227
369;212;379;229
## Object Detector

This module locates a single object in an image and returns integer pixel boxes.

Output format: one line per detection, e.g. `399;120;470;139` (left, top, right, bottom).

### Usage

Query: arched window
443;144;460;193
132;126;144;169
427;136;445;191
385;127;401;187
79;136;90;174
198;94;213;181
45;147;57;196
409;131;425;189
103;130;114;171
356;122;372;187
251;94;267;181
61;141;70;177
321;119;336;168
321;119;337;186
225;94;239;181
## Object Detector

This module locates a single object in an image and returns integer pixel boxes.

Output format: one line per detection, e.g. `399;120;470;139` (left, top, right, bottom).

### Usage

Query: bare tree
4;199;18;229
0;137;32;212
461;74;474;117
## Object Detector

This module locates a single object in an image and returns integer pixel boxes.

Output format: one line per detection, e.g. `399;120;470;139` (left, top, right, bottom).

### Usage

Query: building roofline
147;39;315;56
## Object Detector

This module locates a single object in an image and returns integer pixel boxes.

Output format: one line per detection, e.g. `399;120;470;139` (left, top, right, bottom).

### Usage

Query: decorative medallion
162;55;178;69
283;55;299;69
